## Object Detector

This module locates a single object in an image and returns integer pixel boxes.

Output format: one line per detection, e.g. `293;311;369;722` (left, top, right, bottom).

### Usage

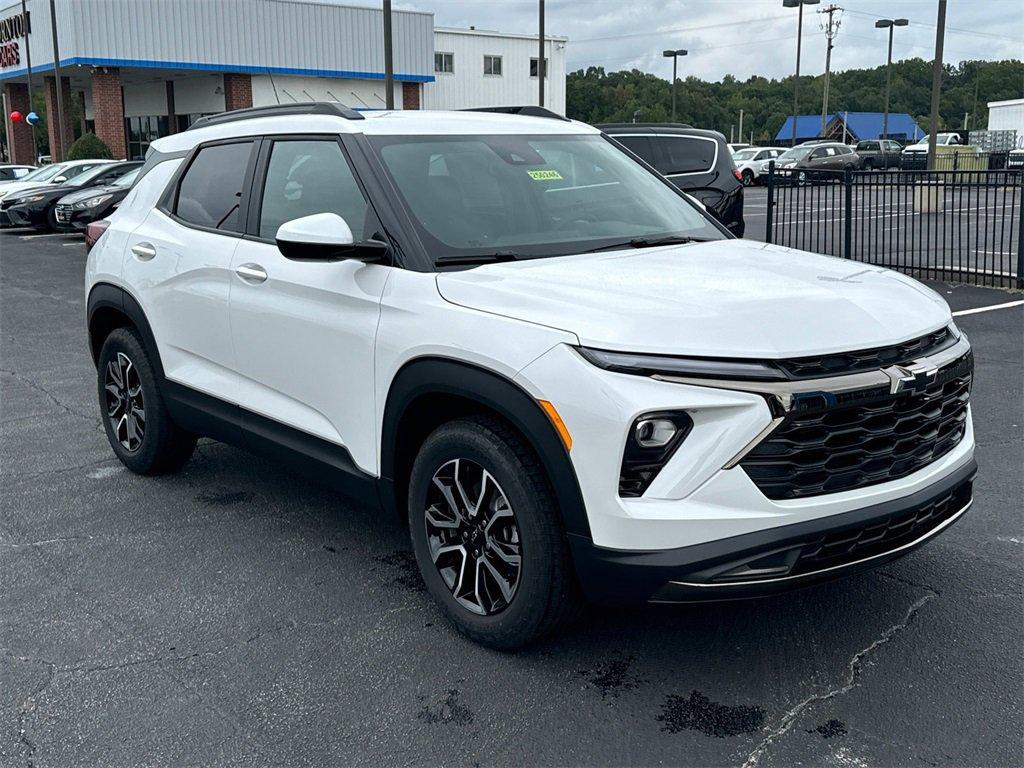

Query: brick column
44;76;74;161
222;73;252;111
91;68;126;160
3;82;34;164
401;81;420;110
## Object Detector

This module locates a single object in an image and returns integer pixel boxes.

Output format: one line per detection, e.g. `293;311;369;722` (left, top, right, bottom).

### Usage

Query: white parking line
18;233;68;240
62;242;81;247
952;300;1024;317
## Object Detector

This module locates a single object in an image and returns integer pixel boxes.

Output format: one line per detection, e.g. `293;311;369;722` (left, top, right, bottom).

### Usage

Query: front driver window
258;139;369;241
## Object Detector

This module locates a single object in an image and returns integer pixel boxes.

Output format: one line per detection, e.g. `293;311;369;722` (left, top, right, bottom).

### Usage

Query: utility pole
819;4;842;136
738;108;744;142
538;0;545;107
926;0;946;170
48;0;67;161
382;0;394;109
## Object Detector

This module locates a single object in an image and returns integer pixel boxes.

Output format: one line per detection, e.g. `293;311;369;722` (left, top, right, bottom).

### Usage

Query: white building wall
987;99;1024;134
251;74;402;111
423;28;567;115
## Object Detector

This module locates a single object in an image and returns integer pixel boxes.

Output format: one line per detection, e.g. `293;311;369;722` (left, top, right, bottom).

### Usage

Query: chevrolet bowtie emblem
883;362;938;395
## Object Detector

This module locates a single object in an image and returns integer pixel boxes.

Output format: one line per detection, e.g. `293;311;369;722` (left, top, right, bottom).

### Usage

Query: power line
571;14;790;43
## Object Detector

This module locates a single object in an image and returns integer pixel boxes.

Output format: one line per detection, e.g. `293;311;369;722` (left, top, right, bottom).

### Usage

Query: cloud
397;0;1023;81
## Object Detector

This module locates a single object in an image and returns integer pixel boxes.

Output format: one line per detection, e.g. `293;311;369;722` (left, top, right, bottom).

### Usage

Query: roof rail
188;102;364;130
463;106;571;122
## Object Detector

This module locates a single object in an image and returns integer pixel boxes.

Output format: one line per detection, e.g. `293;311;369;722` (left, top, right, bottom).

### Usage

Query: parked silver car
732;146;785;186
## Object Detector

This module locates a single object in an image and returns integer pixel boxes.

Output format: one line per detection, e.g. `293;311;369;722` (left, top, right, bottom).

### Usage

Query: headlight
12;193;46;205
73;194;113;209
577;347;786;381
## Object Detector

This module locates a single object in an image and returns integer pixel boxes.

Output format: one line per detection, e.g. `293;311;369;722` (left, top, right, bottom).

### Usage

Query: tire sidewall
408;421;557;645
97;328;165;472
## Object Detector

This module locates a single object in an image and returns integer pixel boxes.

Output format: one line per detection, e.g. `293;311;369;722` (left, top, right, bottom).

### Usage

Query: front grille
789;476;972;576
55;204;73;223
777;327;954;379
741;352;972;500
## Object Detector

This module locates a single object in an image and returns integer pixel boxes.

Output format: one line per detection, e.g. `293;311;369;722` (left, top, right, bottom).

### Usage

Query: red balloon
9;111;23;123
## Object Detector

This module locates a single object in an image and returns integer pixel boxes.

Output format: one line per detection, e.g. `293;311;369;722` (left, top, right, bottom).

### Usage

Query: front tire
97;328;196;474
741;169;755;187
408;416;580;650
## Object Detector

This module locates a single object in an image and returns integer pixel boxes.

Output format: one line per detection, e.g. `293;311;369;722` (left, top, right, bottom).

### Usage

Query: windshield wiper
583;235;713;253
435;251;521;267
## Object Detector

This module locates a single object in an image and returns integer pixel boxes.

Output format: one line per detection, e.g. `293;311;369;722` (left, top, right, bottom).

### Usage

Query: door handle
235;263;268;284
131;242;157;261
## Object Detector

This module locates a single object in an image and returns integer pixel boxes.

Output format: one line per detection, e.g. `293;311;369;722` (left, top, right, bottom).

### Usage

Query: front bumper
53;203;94;231
1;203;45;228
569;459;975;602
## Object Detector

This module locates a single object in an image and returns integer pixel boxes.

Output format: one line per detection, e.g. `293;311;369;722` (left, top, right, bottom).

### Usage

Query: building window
124;115;170;161
483;55;502;76
530;57;548;78
434;52;454;74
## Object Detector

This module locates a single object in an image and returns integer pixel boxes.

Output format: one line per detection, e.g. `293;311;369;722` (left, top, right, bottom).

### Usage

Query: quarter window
656;136;716;175
435;52;454;73
257;139;369;241
484;55;502;76
175;141;254;232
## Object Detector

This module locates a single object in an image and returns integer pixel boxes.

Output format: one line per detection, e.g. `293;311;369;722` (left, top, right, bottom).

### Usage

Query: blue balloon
25;111;39;125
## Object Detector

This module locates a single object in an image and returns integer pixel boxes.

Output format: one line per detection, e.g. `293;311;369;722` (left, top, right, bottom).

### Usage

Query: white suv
86;103;976;649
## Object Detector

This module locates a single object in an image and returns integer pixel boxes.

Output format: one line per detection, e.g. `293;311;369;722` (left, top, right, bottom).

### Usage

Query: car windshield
778;146;813;161
16;163;69;183
732;149;759;161
66;164;117;187
111;168;140;188
369;133;724;264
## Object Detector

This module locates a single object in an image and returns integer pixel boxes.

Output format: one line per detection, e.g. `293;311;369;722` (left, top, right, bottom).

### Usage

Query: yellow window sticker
527;169;563;181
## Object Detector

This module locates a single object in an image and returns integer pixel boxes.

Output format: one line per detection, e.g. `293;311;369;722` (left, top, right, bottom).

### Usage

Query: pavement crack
0;368;95;425
741;592;936;768
14;658;56;768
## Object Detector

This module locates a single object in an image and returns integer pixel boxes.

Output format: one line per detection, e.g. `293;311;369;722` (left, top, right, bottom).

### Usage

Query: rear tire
97;328;196;474
407;415;581;650
741;169;754;187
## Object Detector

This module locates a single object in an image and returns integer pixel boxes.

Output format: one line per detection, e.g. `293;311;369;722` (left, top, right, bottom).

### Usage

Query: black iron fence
765;164;1024;289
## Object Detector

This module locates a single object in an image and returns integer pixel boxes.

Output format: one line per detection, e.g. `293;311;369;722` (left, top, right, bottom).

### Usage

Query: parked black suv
600;123;744;237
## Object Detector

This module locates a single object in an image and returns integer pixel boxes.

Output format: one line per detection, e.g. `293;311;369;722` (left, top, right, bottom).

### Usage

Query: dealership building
0;0;567;164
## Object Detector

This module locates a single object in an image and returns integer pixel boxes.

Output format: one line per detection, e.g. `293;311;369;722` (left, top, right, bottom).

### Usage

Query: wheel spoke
481;553;516;603
425;502;459;529
452;459;476;517
432;473;467;523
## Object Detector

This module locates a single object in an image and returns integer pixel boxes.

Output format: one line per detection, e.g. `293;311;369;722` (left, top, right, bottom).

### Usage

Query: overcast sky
396;0;1024;82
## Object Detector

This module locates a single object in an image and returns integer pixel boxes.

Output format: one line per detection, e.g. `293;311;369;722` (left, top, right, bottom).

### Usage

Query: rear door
123;139;257;403
227;135;390;472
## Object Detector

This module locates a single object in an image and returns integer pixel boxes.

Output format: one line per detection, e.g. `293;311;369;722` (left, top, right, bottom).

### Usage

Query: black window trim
241;133;393;270
159;136;261;239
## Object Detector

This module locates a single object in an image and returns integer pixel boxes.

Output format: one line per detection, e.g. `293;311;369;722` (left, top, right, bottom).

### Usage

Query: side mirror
275;212;388;263
52;175;67;184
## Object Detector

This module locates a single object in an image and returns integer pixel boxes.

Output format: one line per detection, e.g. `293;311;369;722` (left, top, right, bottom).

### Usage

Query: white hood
436;239;951;359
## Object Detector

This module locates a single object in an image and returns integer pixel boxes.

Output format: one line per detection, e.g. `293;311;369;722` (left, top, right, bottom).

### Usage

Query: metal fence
765;165;1024;289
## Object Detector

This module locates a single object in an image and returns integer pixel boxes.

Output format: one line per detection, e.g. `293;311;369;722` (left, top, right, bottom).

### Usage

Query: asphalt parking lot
2;229;1022;767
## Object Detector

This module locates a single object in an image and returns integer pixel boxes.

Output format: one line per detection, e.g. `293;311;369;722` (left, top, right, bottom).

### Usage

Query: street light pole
48;0;67;161
662;49;687;123
382;0;394;109
784;0;820;147
876;17;908;141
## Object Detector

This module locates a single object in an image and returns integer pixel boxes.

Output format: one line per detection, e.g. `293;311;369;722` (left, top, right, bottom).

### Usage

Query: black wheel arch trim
380;356;592;540
87;283;165;380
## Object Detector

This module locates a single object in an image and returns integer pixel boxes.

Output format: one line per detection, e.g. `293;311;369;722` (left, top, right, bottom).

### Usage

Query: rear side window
257;139;369;241
175;141;253;232
612;135;655;165
656;136;717;175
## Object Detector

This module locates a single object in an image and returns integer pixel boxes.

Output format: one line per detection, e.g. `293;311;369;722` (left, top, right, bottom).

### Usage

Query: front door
227;137;390;474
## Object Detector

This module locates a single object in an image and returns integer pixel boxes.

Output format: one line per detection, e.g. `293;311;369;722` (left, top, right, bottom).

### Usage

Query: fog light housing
619;411;693;498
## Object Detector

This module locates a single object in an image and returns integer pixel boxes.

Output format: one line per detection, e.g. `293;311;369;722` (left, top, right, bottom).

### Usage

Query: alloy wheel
104;351;145;452
424;458;522;616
